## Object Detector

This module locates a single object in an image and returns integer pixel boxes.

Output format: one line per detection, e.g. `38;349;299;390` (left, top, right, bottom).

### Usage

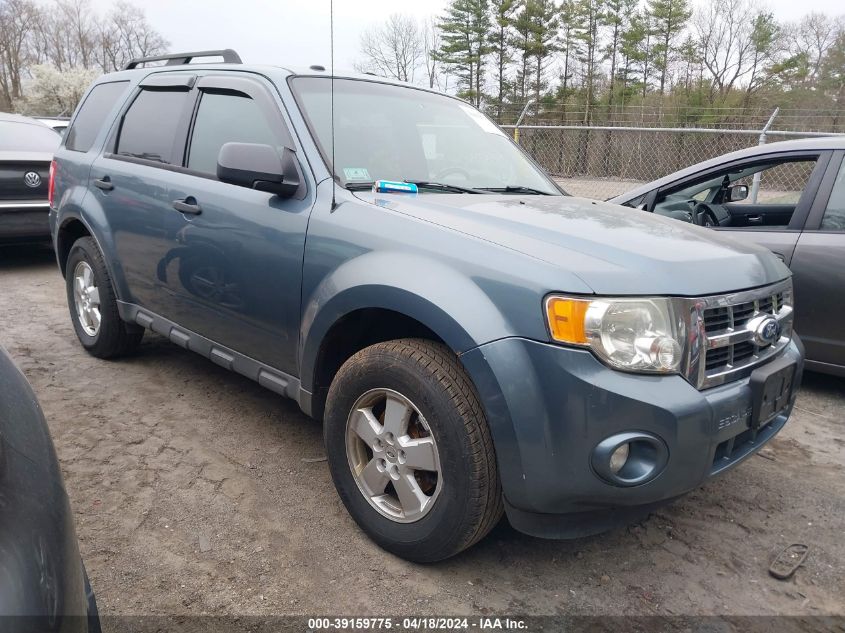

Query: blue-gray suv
49;50;804;562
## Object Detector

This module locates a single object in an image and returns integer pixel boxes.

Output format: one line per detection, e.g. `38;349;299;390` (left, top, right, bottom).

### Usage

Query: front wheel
324;339;503;562
65;236;143;358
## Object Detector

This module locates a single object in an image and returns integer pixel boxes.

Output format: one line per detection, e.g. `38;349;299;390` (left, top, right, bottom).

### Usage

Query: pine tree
489;0;520;120
525;0;561;108
511;5;534;104
573;0;605;123
436;0;493;107
743;12;779;107
602;0;637;107
648;0;691;95
558;0;582;113
618;8;647;104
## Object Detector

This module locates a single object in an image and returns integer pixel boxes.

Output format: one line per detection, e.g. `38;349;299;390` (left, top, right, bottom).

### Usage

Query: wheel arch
299;253;515;421
56;216;92;277
54;201;128;303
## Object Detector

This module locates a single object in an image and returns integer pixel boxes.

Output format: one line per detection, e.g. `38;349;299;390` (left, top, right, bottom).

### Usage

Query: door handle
747;215;763;224
172;197;202;215
93;177;113;191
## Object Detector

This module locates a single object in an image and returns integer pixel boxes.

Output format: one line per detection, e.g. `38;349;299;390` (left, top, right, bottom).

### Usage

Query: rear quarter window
65;81;130;153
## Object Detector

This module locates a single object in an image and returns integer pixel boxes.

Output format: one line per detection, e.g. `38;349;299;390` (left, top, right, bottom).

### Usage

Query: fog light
609;443;630;473
591;431;669;487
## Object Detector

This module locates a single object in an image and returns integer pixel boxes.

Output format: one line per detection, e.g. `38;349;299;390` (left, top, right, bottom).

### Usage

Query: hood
353;192;790;296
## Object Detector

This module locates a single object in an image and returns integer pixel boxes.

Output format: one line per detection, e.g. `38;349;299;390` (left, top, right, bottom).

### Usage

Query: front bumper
460;336;804;538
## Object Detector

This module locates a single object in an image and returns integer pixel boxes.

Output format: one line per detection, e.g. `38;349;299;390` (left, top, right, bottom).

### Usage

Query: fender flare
298;251;518;394
56;200;128;302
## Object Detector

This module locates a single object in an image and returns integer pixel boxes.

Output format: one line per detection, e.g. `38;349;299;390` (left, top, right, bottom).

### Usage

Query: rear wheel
324;338;503;562
65;236;143;358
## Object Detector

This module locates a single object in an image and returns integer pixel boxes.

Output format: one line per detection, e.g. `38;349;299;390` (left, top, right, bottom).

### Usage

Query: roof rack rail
124;49;242;70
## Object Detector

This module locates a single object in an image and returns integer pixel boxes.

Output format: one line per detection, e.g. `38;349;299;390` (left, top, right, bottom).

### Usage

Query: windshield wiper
342;180;487;194
403;180;487;194
344;181;376;191
480;185;553;195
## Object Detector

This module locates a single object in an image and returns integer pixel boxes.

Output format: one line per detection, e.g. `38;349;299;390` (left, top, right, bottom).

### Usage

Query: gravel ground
1;244;843;620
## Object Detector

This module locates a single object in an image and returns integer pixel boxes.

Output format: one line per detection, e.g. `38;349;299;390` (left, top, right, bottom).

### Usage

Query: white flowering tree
14;64;99;116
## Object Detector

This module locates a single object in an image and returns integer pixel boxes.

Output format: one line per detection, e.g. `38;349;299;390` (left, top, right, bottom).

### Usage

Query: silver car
610;137;845;377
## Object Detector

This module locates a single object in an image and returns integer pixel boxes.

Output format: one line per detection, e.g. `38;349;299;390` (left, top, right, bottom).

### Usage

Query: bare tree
695;0;760;103
0;0;40;106
787;13;844;87
356;13;423;82
0;0;167;111
99;1;168;72
29;0;99;71
422;17;442;89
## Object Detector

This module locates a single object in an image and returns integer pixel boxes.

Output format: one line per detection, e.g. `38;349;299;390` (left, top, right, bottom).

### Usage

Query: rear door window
116;89;191;164
186;91;277;175
65;81;129;152
820;158;845;231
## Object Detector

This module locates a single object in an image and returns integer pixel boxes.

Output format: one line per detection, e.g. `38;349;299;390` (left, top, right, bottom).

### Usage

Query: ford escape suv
49;49;804;562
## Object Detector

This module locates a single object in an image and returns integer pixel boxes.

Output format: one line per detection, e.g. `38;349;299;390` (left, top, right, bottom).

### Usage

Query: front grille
705;346;729;370
703;294;780;334
695;281;793;388
704;306;730;333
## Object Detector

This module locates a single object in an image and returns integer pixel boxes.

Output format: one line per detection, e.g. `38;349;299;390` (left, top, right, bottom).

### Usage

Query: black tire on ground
324;338;503;562
65;236;143;358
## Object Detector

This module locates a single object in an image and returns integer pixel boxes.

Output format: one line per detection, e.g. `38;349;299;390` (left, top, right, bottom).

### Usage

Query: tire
324;338;503;562
65;236;143;358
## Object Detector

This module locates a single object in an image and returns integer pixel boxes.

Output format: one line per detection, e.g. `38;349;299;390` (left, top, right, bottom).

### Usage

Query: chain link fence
503;123;843;201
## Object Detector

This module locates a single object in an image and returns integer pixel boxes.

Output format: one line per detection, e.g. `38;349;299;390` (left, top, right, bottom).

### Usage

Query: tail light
48;160;56;208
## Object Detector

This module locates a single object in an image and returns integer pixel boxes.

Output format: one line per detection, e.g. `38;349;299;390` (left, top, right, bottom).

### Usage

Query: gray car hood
354;192;790;296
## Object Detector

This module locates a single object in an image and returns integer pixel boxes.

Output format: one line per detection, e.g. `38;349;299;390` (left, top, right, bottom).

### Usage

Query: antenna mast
330;0;337;210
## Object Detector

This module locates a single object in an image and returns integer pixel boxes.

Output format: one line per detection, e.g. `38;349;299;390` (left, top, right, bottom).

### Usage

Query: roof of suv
102;49;447;97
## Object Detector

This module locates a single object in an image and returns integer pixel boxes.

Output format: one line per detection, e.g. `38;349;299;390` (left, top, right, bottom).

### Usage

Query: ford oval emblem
24;171;42;188
755;317;781;346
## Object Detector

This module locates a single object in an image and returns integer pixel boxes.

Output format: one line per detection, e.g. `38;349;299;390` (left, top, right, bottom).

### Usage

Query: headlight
545;296;685;374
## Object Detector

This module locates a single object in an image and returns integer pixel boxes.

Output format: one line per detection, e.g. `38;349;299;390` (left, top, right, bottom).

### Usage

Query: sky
87;0;841;70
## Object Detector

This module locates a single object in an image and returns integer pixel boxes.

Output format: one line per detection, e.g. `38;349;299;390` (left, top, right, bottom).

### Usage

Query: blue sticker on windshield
374;180;418;194
343;167;371;181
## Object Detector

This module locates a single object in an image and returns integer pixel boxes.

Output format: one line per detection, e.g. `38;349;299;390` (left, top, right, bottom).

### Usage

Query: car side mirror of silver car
728;184;749;202
217;142;300;198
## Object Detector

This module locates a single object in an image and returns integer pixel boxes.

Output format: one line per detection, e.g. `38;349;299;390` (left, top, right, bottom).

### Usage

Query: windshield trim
287;75;564;196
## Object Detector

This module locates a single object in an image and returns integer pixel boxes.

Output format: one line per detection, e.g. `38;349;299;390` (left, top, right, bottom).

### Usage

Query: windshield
290;77;560;195
0;121;61;152
671;164;774;200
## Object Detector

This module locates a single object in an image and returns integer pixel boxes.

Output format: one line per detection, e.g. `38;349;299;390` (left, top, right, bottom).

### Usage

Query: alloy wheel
73;260;101;337
345;388;442;523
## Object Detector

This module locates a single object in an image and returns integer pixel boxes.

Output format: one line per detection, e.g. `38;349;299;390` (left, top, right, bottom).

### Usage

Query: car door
160;74;312;375
789;150;845;372
647;151;830;265
89;74;195;314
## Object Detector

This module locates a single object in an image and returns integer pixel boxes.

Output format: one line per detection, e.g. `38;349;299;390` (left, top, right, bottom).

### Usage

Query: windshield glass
290;77;560;195
0;121;61;152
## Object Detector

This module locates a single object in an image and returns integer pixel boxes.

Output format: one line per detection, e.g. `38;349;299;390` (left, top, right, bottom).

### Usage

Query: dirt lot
1;245;844;619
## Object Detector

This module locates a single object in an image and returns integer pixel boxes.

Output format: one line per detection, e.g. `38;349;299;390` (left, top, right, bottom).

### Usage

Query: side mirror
216;142;300;197
728;184;749;202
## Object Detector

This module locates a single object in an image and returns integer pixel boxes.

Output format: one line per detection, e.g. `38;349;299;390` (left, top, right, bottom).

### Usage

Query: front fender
298;251;521;394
